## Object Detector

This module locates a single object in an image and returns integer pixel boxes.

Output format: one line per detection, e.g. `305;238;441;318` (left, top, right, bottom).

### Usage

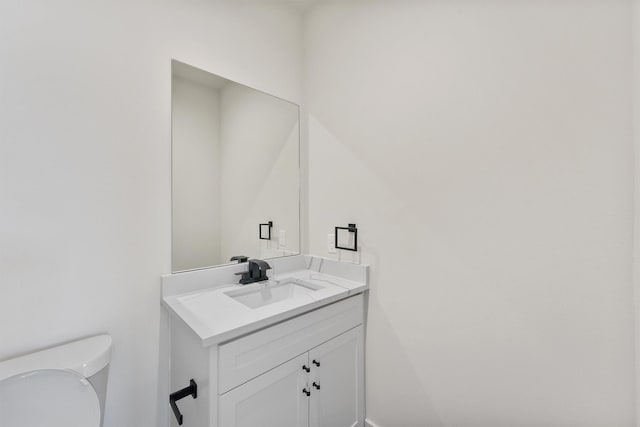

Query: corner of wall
298;5;310;256
365;418;382;427
633;0;640;425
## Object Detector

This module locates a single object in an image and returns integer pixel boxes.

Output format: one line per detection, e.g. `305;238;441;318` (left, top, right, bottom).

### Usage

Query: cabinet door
309;326;364;427
219;353;310;427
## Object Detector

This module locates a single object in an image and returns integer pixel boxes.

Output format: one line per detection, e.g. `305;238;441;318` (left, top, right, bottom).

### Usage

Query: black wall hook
170;379;197;426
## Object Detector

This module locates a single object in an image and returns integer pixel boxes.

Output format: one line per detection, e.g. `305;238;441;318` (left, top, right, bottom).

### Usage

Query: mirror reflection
172;60;300;272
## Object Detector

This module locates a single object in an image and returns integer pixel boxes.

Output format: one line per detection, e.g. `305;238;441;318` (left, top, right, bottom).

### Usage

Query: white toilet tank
0;335;112;427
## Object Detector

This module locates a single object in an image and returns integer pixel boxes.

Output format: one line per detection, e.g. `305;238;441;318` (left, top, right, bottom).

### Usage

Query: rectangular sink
224;278;324;309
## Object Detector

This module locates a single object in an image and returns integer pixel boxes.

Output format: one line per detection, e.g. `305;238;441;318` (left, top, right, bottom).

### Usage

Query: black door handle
170;379;197;426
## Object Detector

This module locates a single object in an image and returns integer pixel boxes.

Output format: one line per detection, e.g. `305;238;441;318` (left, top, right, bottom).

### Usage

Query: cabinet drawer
218;294;363;394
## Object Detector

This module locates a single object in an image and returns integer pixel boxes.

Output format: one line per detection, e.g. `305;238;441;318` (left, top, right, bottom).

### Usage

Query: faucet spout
235;259;272;285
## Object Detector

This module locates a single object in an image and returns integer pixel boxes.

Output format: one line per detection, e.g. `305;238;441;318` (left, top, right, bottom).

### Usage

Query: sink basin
224;278;324;309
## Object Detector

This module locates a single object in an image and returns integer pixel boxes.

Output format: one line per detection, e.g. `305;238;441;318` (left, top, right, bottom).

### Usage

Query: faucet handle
235;270;252;284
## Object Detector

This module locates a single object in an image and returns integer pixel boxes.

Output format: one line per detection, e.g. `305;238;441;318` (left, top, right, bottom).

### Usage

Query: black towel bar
170;379;197;426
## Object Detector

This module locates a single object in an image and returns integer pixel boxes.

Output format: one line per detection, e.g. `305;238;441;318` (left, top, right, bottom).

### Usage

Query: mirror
171;60;300;272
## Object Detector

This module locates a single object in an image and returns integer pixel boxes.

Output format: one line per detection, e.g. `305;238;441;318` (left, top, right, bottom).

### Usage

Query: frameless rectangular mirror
171;60;300;272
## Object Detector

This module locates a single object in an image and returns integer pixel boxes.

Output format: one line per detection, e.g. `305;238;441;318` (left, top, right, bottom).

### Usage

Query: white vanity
162;255;368;427
167;61;364;427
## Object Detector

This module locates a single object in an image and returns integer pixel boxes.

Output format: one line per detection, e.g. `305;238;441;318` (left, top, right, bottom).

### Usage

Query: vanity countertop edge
161;255;369;347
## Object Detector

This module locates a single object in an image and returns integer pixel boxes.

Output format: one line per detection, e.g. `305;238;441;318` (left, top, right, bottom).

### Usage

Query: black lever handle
170;379;197;426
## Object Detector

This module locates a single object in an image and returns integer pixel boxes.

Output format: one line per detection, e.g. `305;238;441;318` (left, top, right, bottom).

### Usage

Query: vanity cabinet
220;326;363;427
219;353;310;427
169;293;365;427
309;327;363;427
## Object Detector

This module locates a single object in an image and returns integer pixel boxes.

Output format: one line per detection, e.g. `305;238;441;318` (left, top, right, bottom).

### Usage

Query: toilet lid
0;369;101;427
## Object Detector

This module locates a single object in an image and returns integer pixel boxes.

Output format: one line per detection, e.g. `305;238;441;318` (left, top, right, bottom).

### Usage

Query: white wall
2;1;637;425
0;1;302;426
172;77;221;271
634;0;640;423
220;82;300;262
304;1;635;425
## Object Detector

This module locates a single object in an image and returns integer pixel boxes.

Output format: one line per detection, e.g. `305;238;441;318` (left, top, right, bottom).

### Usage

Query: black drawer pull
302;388;311;396
302;365;310;373
312;382;321;390
312;359;320;367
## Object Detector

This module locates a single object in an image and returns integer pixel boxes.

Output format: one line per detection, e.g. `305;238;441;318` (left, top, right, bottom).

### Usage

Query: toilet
0;334;112;427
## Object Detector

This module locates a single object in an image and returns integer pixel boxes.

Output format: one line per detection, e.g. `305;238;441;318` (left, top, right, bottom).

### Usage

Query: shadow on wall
366;296;444;427
156;306;171;427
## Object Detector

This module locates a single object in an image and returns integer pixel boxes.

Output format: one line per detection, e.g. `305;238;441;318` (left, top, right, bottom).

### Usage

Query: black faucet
235;259;272;285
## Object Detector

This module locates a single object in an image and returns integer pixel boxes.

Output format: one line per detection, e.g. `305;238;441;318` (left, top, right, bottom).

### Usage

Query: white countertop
162;260;368;347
